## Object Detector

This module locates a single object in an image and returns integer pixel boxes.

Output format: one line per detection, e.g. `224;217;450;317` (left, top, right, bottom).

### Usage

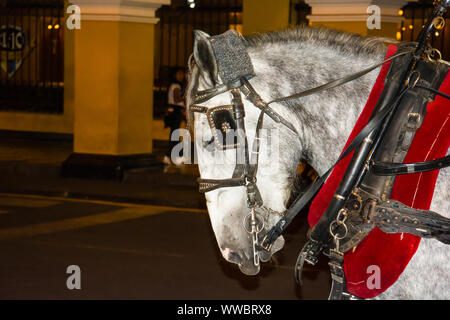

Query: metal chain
243;208;264;266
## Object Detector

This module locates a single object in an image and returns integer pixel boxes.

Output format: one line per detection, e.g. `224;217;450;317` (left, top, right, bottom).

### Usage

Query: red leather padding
308;45;450;298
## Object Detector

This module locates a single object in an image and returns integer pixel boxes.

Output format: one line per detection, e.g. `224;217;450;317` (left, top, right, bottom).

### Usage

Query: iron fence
0;0;64;114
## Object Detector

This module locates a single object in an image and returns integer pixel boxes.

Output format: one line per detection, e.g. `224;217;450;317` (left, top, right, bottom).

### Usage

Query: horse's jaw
205;186;289;276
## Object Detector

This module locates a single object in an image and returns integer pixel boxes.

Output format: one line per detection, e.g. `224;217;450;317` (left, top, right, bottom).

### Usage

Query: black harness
191;0;450;299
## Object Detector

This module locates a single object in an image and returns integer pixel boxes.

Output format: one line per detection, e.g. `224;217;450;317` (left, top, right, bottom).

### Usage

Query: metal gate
0;0;64;114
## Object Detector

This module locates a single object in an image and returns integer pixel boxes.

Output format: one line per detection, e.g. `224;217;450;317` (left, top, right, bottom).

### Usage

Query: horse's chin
239;264;261;276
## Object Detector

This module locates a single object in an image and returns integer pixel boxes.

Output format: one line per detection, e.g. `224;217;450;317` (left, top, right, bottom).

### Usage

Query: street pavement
0;137;206;208
0;193;331;300
0;136;329;299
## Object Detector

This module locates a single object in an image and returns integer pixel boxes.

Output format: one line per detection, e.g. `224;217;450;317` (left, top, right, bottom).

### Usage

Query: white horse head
187;27;388;275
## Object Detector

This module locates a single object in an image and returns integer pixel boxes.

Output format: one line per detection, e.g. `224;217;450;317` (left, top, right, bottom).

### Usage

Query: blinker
204;105;242;150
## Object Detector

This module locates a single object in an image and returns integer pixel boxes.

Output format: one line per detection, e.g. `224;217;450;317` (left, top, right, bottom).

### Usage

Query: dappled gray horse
186;27;449;299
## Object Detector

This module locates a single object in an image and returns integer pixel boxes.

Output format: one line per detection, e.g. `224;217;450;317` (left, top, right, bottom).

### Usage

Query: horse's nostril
258;250;272;262
228;251;242;264
221;248;242;264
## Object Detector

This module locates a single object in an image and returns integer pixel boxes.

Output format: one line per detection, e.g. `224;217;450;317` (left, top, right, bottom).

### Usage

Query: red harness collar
307;45;450;299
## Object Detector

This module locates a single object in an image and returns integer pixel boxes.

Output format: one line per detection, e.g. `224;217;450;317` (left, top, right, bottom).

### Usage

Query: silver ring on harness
243;210;265;235
329;220;348;241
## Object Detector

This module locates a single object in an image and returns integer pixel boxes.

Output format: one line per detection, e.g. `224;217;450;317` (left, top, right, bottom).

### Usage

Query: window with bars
0;0;64;114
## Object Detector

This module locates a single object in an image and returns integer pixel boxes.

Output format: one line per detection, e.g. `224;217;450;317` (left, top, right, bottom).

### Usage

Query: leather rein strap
372;155;450;176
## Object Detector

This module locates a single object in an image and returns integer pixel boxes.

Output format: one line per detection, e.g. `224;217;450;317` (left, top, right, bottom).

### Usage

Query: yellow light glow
398;9;404;16
396;32;402;41
47;24;53;30
409;24;413;30
402;27;406;31
54;24;60;30
435;31;440;37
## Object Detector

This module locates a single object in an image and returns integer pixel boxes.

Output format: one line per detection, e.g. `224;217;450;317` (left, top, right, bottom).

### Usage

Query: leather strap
328;249;362;300
195;84;231;104
198;177;246;193
190;105;208;114
363;199;450;245
416;83;450;100
240;78;299;135
268;50;414;105
248;111;265;179
372;155;450;176
328;249;347;300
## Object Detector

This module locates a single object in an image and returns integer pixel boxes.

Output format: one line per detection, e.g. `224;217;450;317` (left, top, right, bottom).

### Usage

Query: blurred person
163;67;187;165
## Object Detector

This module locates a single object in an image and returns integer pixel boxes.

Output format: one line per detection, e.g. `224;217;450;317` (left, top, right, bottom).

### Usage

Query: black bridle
190;35;450;268
192;80;297;266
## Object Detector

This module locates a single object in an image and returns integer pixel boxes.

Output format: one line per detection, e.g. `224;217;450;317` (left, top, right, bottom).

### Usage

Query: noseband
191;30;421;267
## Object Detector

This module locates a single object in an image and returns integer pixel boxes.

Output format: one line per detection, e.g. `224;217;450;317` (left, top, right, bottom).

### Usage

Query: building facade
0;0;447;177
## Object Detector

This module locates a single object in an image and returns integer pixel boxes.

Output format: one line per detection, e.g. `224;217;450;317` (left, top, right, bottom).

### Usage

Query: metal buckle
406;70;420;88
405;112;422;131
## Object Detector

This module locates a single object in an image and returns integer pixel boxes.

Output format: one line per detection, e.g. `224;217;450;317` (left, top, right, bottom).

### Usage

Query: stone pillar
62;0;170;179
242;0;291;35
305;0;414;38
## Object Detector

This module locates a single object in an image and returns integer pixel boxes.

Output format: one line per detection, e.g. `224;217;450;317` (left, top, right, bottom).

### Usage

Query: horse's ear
193;30;218;87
